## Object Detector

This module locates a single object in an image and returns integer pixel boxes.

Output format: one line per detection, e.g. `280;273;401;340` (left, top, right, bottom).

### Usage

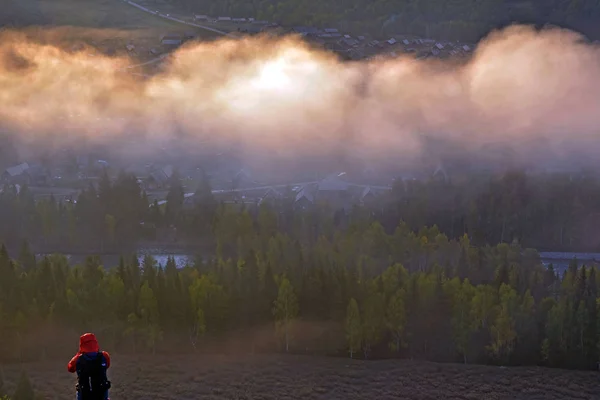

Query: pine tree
165;170;184;226
17;241;35;273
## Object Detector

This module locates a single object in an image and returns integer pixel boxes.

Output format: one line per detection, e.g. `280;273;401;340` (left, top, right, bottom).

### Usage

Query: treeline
0;211;599;370
4;169;600;252
165;0;600;41
386;170;600;252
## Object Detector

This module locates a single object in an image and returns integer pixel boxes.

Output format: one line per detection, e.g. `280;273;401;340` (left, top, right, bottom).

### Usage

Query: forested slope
1;170;600;370
0;206;599;370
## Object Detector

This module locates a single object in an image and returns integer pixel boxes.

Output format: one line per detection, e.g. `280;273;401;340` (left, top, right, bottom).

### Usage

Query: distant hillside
3;0;49;26
164;0;600;40
1;0;202;31
5;0;598;42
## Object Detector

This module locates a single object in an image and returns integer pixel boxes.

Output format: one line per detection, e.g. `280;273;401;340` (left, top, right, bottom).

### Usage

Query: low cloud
1;25;599;174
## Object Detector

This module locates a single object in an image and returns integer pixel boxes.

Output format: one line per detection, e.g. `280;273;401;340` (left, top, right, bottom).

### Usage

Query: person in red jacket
67;333;111;400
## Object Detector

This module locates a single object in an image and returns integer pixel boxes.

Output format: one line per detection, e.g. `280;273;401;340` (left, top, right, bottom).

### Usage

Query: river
32;249;600;272
35;251;197;269
539;252;600;274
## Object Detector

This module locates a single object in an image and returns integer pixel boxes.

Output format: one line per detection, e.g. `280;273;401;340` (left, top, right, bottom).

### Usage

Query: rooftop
4;162;29;177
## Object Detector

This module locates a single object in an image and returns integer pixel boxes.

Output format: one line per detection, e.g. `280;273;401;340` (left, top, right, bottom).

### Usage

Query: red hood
79;333;100;353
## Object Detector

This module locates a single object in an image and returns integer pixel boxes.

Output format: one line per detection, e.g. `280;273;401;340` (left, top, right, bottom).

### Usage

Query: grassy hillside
1;0;222;64
2;0;220;37
1;354;598;399
166;0;600;41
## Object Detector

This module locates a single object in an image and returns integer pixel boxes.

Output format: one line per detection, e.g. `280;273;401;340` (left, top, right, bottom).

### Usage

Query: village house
160;34;182;46
325;41;349;54
360;186;377;206
231;168;257;189
26;165;50;186
288;171;392;211
294;185;315;210
1;163;30;185
348;48;365;60
257;187;284;206
238;26;262;35
146;165;174;190
291;26;320;37
315;173;351;204
340;37;359;47
260;24;286;36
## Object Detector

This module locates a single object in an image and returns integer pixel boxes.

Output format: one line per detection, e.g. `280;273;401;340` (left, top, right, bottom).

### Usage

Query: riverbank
24;245;600;271
36;252;197;268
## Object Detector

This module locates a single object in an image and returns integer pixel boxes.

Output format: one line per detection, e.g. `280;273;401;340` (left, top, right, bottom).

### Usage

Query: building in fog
160;34;183;46
2;162;30;185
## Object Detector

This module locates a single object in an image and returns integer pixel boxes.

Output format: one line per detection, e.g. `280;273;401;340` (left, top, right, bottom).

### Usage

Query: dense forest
164;0;600;41
4;169;600;252
0;175;600;370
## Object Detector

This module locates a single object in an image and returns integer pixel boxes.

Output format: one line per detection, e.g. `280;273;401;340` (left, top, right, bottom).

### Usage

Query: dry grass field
3;0;209;33
2;354;599;400
3;0;222;63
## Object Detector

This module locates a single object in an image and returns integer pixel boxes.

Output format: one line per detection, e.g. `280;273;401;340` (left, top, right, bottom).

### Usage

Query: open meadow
3;0;214;34
2;354;599;400
3;0;222;63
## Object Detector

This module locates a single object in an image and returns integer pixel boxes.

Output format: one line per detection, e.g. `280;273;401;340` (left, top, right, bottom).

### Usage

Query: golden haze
1;25;599;164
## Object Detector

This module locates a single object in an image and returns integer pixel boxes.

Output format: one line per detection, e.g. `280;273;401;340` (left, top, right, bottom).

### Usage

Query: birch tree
346;298;361;358
445;278;476;363
273;277;298;352
139;282;162;354
386;288;406;353
362;291;385;358
488;284;518;363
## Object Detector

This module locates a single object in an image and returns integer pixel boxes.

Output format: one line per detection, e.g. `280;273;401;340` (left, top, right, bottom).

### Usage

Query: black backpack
76;352;111;400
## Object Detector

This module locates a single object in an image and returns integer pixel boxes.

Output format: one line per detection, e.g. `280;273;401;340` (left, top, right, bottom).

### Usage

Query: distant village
120;0;475;62
0;151;402;213
161;19;474;61
234;22;474;61
2;142;589;217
